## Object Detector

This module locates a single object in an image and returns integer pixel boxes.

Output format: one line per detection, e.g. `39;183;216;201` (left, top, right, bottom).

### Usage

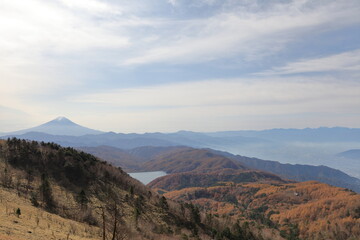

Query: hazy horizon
2;116;360;135
1;0;360;133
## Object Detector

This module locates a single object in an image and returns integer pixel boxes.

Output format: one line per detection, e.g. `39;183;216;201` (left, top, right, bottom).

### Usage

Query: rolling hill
142;148;246;174
148;169;288;191
78;145;142;172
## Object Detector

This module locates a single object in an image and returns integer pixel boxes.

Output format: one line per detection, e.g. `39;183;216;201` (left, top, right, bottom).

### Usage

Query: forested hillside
145;149;360;240
0;138;235;240
151;177;360;240
142;148;246;173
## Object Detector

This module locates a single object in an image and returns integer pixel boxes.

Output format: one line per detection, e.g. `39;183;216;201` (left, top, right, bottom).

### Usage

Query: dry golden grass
0;187;100;240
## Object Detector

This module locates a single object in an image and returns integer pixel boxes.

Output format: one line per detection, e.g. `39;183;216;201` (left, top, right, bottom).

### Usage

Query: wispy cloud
69;77;360;131
167;0;178;6
58;0;120;15
72;77;360;110
257;49;360;75
123;0;360;65
0;0;129;55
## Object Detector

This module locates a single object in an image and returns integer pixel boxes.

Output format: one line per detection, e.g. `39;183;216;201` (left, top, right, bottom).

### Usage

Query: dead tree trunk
102;206;106;240
112;201;118;240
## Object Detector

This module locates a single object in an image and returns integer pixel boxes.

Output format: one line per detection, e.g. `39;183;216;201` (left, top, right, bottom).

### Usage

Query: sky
0;0;360;133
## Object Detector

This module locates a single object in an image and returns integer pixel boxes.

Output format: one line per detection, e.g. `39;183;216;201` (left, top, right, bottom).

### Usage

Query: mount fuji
1;117;103;136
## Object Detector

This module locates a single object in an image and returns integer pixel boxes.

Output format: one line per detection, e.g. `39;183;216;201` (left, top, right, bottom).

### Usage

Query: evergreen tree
30;192;39;207
16;208;21;218
159;196;169;210
39;173;55;211
77;189;89;209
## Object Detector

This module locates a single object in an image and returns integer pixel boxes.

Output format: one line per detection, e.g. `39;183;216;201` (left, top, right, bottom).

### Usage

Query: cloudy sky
1;0;360;133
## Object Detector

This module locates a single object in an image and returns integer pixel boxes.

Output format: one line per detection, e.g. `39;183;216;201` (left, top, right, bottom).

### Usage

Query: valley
1;118;359;240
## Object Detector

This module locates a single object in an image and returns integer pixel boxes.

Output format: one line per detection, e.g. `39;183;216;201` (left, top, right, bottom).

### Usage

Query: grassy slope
0;187;100;240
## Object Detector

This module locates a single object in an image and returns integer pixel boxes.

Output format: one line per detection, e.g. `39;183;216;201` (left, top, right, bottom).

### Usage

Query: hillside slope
142;148;246;173
0;186;99;240
78;145;141;172
0;138;220;240
162;181;360;240
78;145;187;172
148;169;288;191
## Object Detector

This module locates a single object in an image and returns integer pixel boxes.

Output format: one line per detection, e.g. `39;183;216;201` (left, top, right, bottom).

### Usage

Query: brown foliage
162;180;360;240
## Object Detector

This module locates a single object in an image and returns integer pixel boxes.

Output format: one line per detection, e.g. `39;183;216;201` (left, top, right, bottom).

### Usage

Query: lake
128;171;167;185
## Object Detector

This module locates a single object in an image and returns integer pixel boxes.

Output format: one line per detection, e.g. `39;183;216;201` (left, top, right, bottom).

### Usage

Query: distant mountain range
337;149;360;159
209;149;360;193
1;126;265;149
2;116;360;181
208;127;360;142
2;117;360;148
2;118;360;152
